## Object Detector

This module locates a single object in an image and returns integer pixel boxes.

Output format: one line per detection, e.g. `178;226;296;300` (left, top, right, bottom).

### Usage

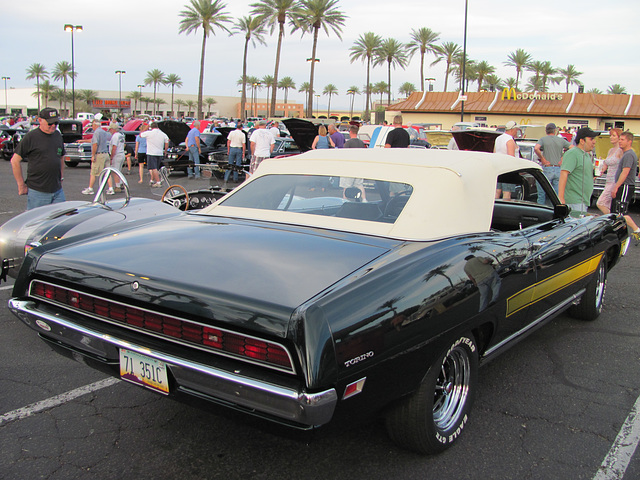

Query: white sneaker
106;188;115;195
81;187;94;195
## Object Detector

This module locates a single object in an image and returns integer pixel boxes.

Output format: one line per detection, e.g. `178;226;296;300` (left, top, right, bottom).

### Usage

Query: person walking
596;128;623;214
135;123;148;184
558;127;599;217
534;123;572;204
140;122;169;188
82;119;112;195
108;122;125;194
225;123;246;184
186;121;201;179
10;107;66;210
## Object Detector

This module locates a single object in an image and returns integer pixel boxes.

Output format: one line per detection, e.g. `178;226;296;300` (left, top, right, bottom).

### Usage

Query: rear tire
64;160;79;167
569;255;607;321
385;334;478;454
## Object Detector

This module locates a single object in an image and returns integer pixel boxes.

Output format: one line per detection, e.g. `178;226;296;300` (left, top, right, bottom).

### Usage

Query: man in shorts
140;122;169;187
611;130;640;242
135;123;148;184
82;119;112;195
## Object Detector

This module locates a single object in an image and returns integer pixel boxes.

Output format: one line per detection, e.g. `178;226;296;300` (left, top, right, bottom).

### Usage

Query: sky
4;0;639;112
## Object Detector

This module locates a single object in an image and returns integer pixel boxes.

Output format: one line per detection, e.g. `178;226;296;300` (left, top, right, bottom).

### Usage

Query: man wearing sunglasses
10;107;66;210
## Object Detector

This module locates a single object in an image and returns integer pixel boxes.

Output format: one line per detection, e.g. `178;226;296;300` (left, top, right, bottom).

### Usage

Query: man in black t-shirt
384;115;411;148
11;107;66;210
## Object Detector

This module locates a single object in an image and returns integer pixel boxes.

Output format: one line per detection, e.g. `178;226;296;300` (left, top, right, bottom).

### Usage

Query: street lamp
115;70;126;116
460;0;468;122
425;77;436;92
1;76;9;115
136;84;144;115
64;24;82;119
314;94;320;118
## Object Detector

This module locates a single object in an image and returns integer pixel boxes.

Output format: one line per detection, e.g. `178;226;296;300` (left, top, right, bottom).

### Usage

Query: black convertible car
1;149;630;454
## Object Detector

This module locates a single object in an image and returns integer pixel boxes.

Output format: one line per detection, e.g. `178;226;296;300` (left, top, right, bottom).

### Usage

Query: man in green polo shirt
558;127;600;217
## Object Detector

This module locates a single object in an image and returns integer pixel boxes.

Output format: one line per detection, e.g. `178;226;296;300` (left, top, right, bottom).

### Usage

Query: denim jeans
224;147;243;182
187;145;201;178
538;166;560;205
27;188;66;210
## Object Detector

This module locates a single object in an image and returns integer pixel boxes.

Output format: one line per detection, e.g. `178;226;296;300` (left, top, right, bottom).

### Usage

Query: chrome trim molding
9;299;337;426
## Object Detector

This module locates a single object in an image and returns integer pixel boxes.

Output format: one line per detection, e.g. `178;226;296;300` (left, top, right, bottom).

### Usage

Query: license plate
119;348;169;394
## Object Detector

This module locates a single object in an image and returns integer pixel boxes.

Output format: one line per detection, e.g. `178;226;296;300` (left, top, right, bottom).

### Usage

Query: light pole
115;70;125;116
251;82;261;117
460;0;468;122
1;76;9;115
64;24;82;119
136;84;144;115
314;94;320;118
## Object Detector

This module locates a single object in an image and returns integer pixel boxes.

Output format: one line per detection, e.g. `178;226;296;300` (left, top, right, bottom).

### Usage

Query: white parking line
0;377;120;426
0;285;14;291
594;394;640;480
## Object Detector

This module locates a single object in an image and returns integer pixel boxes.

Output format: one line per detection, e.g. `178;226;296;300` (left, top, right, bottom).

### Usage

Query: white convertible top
204;148;542;241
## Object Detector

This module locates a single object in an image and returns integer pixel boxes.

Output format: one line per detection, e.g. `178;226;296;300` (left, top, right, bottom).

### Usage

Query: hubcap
433;345;471;431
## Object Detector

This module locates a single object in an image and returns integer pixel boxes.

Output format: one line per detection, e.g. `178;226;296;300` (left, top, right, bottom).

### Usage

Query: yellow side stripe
506;252;604;317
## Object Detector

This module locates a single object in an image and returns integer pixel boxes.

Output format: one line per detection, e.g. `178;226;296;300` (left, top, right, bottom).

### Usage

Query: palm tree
607;84;627;94
126;91;143;115
141;96;153;113
539;61;557;91
164;73;183;117
349;32;382;122
373;81;389;104
179;0;232;119
524;76;545;92
251;0;301;117
175;98;186;116
78;89;99;105
294;0;346;118
474;60;495;92
233;15;267;120
556;64;583;93
526;60;545;88
346;85;360;119
398;82;416;98
373;37;409;105
33;80;57;108
504;77;517;89
26;63;49;112
298;81;313;95
431;42;461;92
154;98;167;116
185;100;197;116
144;69;166;116
51;61;76;117
504;49;532;90
278;76;296;103
451;55;476;91
406;27;440;92
482;74;503;92
322;83;338;117
588;88;603;94
241;75;262;116
49;89;67;111
262;74;276;108
205;97;217;115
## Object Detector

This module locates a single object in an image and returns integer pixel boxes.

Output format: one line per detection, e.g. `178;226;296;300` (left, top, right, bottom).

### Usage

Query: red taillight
29;280;293;372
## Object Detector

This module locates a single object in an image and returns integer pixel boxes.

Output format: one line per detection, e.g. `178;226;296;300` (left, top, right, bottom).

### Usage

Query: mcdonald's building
387;90;640;133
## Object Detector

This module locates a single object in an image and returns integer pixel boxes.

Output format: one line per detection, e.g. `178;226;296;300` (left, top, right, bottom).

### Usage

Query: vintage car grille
29;280;295;373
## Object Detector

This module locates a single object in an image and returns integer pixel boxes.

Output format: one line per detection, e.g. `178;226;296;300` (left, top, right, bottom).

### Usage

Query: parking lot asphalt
1;159;640;479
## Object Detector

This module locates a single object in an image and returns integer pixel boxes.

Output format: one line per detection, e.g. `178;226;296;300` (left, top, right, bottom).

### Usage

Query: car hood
451;128;501;152
31;215;393;337
282;118;317;152
158;120;190;146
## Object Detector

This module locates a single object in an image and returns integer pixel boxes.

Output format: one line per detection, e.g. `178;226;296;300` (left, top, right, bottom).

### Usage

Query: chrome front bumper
8;298;337;427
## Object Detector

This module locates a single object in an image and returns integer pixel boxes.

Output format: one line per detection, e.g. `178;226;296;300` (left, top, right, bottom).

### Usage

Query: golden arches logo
501;87;517;101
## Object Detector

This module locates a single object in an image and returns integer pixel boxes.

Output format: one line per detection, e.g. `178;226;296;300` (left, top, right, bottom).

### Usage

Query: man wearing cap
10;107;66;210
494;120;520;199
108;122;125;194
249;120;274;174
558;127;600;217
82;119;113;195
534;123;572;204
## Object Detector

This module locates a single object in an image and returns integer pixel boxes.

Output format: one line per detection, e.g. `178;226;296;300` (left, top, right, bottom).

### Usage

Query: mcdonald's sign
501;88;563;101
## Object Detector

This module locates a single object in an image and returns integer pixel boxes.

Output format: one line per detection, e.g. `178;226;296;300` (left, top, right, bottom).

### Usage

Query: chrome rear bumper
8;298;337;427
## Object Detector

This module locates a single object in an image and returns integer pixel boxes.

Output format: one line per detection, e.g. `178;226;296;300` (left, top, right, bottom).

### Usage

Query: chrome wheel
433;344;472;431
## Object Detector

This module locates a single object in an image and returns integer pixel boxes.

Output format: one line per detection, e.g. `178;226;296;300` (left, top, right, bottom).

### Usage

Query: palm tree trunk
36;77;41;112
365;56;371;122
63;78;68;116
420;51;425;92
271;23;285;118
444;63;450;92
241;37;249;120
327;95;331;118
171;86;175;118
198;32;207;120
307;27;319;118
387;61;392;105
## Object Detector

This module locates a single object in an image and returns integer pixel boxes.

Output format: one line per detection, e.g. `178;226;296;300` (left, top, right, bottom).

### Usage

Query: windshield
219;174;413;224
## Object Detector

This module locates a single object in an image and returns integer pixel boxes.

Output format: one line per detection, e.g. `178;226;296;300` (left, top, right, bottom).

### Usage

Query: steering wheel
161;185;190;211
384;190;412;219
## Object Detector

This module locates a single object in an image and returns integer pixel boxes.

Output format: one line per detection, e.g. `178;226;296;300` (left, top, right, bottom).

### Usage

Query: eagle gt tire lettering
385;333;478;454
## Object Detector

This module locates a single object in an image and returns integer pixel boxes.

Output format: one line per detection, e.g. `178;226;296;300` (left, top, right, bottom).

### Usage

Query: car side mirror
554;204;570;220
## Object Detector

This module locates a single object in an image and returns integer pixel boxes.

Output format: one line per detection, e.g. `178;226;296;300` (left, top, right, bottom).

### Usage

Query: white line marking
594;394;640;480
0;377;120;426
0;285;14;291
